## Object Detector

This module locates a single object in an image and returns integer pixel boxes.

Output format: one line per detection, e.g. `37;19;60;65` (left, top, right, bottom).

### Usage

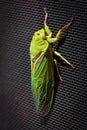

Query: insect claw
44;7;48;15
70;64;75;69
60;79;64;83
59;77;64;83
44;7;46;12
70;18;74;22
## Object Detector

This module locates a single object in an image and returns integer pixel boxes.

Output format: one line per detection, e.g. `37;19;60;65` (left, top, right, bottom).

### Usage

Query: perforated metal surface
0;1;87;130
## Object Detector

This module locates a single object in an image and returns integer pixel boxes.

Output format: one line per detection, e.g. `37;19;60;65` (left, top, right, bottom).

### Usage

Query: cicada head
33;29;47;40
34;29;45;37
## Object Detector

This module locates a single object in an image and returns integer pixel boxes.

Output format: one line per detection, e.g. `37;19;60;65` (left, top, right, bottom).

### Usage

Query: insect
30;8;75;116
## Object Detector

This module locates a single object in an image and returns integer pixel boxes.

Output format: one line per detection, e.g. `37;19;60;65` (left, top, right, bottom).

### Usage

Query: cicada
30;8;75;116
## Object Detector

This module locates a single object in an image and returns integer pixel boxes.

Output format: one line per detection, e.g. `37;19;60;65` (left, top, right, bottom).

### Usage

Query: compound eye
37;33;40;36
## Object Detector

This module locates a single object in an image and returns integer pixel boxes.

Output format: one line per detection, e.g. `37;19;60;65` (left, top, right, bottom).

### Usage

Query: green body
30;25;62;115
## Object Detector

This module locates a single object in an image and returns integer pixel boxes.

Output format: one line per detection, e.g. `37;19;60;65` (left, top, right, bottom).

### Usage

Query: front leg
44;7;52;38
60;18;74;32
54;51;75;69
44;7;48;26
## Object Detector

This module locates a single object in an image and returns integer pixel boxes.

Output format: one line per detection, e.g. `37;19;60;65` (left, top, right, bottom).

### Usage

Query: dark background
0;0;87;130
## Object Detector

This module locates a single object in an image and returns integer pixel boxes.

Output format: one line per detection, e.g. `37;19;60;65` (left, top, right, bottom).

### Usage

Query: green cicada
30;8;75;116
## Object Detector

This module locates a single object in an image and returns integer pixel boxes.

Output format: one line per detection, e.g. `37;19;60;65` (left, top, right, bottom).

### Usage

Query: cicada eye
37;33;40;36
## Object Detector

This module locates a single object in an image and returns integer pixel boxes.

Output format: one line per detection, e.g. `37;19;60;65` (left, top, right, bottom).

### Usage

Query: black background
0;0;87;130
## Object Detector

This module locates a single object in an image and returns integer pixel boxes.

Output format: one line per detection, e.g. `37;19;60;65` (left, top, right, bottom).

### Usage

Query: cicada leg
54;51;75;69
54;59;64;83
44;7;48;26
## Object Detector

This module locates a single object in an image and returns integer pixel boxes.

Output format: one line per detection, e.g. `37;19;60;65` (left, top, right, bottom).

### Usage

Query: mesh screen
0;1;87;130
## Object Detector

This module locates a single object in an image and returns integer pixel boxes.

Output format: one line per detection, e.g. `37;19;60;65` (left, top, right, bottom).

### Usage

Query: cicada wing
31;52;54;115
